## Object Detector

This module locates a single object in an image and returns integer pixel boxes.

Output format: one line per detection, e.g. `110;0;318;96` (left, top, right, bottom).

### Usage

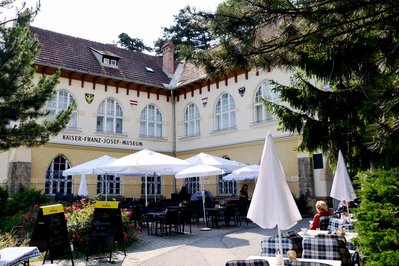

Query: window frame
96;98;124;134
183;103;200;137
214;93;236;131
97;175;121;196
47;89;77;129
45;155;73;196
254;80;280;123
140;104;163;138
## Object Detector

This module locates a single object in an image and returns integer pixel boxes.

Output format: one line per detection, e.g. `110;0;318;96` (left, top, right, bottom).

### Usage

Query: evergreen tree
0;1;72;150
192;0;399;171
154;6;217;59
117;33;153;53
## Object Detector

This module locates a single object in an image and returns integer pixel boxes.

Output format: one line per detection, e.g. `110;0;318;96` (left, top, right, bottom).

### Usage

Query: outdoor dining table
247;256;342;266
298;229;358;244
0;246;41;266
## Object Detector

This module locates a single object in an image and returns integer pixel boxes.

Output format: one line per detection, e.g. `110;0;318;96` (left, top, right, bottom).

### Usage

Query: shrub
0;186;7;218
65;199;139;256
354;169;399;265
294;190;312;216
4;187;48;216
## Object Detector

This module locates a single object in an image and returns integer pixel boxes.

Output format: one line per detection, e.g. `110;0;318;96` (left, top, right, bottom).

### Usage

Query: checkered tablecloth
0;246;41;266
260;236;293;257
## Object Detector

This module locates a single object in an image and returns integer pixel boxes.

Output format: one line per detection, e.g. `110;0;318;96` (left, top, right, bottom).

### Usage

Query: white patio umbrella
175;164;224;231
223;164;259;181
97;149;191;205
62;155;117;197
185;152;245;172
330;150;357;217
247;132;302;265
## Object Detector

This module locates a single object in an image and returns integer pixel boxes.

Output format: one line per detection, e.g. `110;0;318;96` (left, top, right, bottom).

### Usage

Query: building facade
0;27;333;201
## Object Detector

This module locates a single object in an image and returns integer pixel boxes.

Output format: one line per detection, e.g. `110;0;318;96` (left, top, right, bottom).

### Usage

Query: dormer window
90;47;121;69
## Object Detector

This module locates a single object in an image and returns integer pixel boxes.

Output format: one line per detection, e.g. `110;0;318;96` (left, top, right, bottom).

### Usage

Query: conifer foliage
0;1;72;150
193;0;399;171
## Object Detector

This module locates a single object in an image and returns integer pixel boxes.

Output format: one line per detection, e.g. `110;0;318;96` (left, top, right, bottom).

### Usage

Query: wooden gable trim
80;74;87;88
68;72;73;86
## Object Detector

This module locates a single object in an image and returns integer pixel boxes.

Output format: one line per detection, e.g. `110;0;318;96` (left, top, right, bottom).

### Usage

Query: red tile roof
30;26;172;89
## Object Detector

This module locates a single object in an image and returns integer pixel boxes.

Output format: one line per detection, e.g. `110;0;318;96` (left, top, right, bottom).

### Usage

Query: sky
12;0;224;47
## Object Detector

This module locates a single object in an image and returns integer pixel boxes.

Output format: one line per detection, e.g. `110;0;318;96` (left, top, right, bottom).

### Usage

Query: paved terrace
32;218;312;266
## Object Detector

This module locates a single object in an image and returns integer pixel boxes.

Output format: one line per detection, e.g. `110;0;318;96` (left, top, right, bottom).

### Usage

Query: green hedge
354;169;399;265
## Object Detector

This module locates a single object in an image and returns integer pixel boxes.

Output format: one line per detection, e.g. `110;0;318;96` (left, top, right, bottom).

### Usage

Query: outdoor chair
319;216;331;230
315;234;359;265
179;208;193;234
280;231;303;257
225;259;270;266
302;237;354;266
327;217;355;233
285;261;332;266
260;236;293;257
224;203;240;227
154;209;180;235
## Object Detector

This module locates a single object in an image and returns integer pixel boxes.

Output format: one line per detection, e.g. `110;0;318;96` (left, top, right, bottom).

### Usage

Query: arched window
214;93;236;131
97;175;120;196
47;89;77;128
96;98;123;134
254;80;280;123
140;104;163;138
183;103;200;137
45;155;72;196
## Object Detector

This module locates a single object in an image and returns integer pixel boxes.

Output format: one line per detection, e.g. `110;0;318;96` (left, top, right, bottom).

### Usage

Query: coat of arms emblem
85;93;94;104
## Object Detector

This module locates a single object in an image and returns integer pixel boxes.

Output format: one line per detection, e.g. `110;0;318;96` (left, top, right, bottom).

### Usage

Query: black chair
224;204;239;227
55;191;65;202
179;208;193;234
154;209;180;235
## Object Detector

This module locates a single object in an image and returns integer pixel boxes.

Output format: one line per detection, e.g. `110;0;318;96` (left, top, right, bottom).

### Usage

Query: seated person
335;200;349;217
309;200;333;230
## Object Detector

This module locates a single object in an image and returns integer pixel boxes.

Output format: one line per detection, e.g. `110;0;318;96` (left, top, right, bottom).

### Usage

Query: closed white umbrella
77;174;89;197
330;150;356;220
175;164;224;231
330;150;356;202
247;132;302;264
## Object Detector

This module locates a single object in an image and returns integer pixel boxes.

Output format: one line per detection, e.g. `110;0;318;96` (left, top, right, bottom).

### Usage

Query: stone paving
32;218;312;266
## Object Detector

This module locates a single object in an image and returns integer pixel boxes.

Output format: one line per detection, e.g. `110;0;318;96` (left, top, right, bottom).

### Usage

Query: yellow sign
95;201;119;209
41;204;64;215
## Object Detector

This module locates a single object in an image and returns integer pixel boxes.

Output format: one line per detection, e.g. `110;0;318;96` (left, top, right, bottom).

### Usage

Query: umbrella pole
200;177;211;231
277;225;284;265
145;173;148;206
105;175;108;201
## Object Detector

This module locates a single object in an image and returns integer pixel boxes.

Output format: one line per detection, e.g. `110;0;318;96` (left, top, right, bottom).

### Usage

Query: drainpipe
167;62;184;194
171;88;177;194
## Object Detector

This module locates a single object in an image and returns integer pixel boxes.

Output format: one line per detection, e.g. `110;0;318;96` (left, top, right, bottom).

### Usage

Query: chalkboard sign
87;201;125;261
30;204;74;265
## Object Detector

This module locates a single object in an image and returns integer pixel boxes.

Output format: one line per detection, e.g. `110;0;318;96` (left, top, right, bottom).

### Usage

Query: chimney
162;40;175;76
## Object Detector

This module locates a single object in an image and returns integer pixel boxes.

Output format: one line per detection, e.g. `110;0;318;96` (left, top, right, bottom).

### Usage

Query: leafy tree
0;0;73;150
117;32;153;53
191;0;399;172
154;5;217;58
